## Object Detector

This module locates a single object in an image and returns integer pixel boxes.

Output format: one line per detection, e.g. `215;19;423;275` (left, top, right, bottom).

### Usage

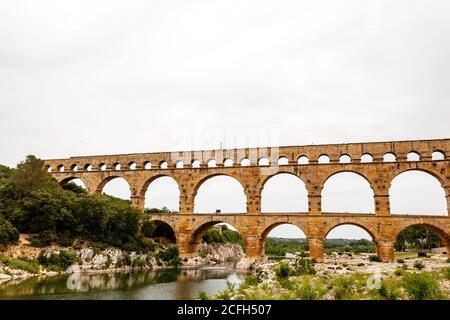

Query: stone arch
390;168;447;190
325;222;380;254
361;153;374;163
159;161;168;169
128;161;137;170
96;176;132;197
432;150;445;160
207;159;217;168
186;220;245;256
393;222;449;243
259;222;308;257
261;222;308;243
383;152;396;162
59;177;87;189
322;170;374;190
323;222;378;241
223;158;234;167
149;219;177;243
258;157;269;166
240;158;250;166
140;175;181;212
278;156;289;165
175;160;184;168
191;159;201;168
297;155;309;164
260;172;308;213
407;151;420;161
323;222;381;259
339;154;351;163
193;174;247;213
318;154;330;164
389;169;448;215
143;161;152;170
393;222;450;257
321;171;375;213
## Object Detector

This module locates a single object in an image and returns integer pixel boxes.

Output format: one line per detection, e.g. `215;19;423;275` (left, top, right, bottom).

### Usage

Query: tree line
0;155;154;252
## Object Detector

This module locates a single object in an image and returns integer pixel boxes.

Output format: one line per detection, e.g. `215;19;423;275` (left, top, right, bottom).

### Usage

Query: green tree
0;215;19;245
9;155;58;198
395;226;441;254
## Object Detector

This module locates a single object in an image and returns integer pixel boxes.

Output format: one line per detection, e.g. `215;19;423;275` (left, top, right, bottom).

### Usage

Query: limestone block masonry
44;138;450;262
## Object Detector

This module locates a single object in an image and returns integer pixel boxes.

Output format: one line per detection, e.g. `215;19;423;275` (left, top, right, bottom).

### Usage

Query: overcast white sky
0;1;449;239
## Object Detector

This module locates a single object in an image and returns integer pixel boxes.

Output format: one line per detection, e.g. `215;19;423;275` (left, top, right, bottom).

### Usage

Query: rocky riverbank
183;243;245;268
210;253;450;300
0;235;246;285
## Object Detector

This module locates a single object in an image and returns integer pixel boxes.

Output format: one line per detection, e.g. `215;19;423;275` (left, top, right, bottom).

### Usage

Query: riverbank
0;235;245;285
209;253;450;300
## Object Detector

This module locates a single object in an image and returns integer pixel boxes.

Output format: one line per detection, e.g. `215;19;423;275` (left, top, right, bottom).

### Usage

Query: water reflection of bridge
0;266;244;298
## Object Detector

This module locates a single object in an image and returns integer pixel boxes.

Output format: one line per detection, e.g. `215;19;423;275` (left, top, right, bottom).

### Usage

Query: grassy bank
201;255;450;300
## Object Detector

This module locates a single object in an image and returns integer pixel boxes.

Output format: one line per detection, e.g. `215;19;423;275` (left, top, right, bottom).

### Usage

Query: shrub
202;229;224;244
30;230;53;247
418;252;427;258
295;282;322;300
374;280;401;300
299;251;308;258
140;220;156;238
397;259;405;264
197;291;209;300
131;257;147;268
414;260;425;270
442;267;450;280
394;267;405;276
402;273;443;300
120;253;132;266
38;250;78;271
4;258;40;274
0;216;19;245
369;255;381;262
275;261;292;279
292;258;316;275
394;265;407;277
56;232;74;247
243;275;259;287
156;246;179;262
333;277;357;300
278;278;295;290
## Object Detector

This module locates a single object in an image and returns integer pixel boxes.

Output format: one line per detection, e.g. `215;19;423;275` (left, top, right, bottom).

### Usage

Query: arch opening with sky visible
144;176;180;213
389;171;447;216
194;175;247;214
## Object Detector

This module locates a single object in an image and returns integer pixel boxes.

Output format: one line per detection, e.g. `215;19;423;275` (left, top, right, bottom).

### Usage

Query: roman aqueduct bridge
44;138;450;262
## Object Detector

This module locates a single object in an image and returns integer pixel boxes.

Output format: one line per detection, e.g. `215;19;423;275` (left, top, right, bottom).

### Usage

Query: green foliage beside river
0;156;157;253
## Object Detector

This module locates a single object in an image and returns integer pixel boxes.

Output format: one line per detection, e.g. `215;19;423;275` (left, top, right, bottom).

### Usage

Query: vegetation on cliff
0;156;161;254
202;225;243;246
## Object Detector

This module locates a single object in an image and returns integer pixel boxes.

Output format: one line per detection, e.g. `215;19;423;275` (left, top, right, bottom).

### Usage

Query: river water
0;263;245;300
